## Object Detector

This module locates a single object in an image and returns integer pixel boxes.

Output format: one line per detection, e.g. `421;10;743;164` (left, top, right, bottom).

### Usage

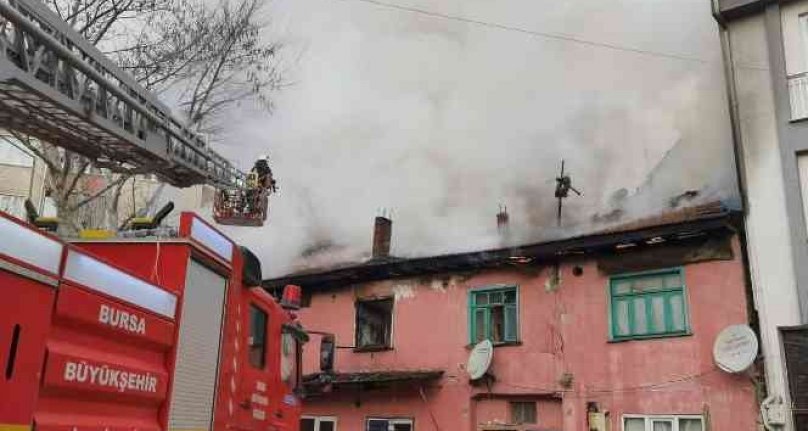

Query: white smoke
214;0;736;276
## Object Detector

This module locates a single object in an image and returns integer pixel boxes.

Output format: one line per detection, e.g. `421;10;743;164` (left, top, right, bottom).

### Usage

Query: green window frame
609;268;690;341
468;285;519;345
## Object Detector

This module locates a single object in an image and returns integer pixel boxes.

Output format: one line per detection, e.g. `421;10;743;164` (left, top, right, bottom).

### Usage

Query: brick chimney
497;206;509;233
497;205;510;244
372;216;392;259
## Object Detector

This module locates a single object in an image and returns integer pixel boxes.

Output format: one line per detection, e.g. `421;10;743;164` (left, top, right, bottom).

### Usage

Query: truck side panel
33;248;178;431
0;270;56;430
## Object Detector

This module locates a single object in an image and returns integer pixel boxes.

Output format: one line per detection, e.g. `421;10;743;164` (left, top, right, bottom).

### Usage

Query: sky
212;0;736;277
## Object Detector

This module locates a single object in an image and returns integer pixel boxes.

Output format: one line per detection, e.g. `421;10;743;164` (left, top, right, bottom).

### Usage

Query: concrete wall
727;11;803;404
296;238;757;431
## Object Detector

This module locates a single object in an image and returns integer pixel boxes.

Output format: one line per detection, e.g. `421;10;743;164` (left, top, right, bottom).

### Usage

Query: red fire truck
0;210;309;431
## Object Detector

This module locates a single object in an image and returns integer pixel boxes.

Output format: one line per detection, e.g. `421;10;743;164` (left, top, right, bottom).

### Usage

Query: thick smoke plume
215;0;737;277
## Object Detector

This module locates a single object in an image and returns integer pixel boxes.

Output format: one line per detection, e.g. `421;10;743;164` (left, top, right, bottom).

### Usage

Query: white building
0;137;216;229
714;1;808;429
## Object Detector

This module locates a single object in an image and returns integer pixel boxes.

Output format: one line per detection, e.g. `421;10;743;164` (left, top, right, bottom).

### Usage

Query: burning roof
263;201;740;291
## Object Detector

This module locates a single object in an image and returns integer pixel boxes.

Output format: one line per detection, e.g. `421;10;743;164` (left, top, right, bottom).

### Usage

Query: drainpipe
711;0;749;213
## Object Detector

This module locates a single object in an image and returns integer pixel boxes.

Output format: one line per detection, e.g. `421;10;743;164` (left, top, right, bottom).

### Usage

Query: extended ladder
0;0;246;189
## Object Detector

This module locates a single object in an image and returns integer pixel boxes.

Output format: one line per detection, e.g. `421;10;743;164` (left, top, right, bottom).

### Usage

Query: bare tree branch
70;174;130;211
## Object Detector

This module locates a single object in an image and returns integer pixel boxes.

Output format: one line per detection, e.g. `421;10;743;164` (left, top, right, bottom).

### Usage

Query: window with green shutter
609;268;690;341
469;286;519;345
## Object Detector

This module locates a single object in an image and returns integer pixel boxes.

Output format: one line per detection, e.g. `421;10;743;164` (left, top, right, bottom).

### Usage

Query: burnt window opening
301;290;313;308
248;304;267;369
355;298;393;350
510;401;537;424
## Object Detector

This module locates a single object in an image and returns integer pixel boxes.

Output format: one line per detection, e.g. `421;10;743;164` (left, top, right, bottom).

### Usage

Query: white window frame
366;417;414;431
622;414;704;431
302;415;338;431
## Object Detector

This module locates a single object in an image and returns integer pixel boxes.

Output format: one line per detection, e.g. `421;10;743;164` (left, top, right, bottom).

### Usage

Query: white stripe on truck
190;217;233;262
0;215;63;274
63;250;177;319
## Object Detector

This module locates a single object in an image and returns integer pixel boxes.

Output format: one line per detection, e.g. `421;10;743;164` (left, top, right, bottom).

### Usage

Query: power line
338;0;711;64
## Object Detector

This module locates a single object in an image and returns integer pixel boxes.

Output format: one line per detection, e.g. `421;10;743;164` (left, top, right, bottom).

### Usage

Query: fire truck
0;209;311;431
0;0;325;427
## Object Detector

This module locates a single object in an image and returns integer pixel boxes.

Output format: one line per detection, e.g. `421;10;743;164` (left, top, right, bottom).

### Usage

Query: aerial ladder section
0;0;271;225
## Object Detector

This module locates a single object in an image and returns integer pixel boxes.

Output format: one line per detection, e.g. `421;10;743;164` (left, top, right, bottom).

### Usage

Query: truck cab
0;210;305;431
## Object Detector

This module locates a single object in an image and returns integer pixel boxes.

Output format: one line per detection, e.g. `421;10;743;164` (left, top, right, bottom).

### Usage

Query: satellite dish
713;324;758;373
467;339;494;380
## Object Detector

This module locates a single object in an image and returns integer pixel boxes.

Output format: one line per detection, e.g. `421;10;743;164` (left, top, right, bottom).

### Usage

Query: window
355;298;393;350
0;139;33;167
0;195;26;219
623;415;703;431
248;305;267;369
301;416;337;431
609;269;689;340
510;401;537;424
469;286;518;344
366;418;413;431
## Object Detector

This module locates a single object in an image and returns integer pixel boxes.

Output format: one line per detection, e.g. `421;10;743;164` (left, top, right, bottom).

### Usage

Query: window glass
504;290;516;304
610;269;688;340
670;295;686;331
633;297;647;334
248;305;267;369
624;418;645;431
613;279;632;294
679;419;703;431
510;401;537;424
490;306;504;342
505;306;518;341
475;308;486;343
615;300;630;336
651;296;666;332
367;419;412;431
664;273;682;288
652;420;673;431
367;420;388;431
469;287;518;344
301;419;315;431
623;416;704;431
633;275;666;292
301;418;336;431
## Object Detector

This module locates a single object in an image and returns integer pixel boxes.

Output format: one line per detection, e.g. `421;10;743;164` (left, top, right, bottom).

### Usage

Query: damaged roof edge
263;204;741;291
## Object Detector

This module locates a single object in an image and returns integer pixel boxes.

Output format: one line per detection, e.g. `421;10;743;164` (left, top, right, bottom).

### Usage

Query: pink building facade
266;208;760;431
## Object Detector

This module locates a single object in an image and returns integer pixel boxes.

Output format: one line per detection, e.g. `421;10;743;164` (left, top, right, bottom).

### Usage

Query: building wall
0;139;47;218
726;11;803;404
297;238;757;431
780;1;808;76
